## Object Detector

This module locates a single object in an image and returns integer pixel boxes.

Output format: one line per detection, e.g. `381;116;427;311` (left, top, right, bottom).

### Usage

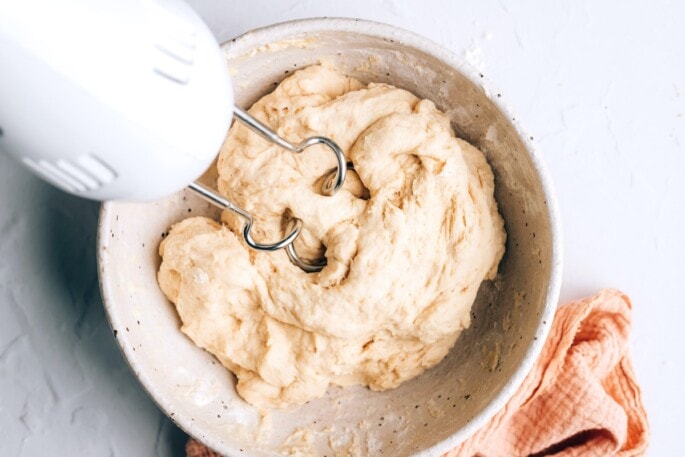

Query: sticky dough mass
158;65;506;409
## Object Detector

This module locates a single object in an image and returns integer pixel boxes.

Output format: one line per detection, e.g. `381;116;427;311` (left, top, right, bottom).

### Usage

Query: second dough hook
188;106;346;273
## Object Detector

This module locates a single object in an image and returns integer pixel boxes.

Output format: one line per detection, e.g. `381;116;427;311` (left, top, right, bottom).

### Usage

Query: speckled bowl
97;18;562;457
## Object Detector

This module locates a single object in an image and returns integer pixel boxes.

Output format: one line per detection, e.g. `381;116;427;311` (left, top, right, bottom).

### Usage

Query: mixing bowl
97;18;562;456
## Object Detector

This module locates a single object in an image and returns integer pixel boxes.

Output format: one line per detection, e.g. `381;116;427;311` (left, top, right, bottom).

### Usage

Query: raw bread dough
158;66;506;409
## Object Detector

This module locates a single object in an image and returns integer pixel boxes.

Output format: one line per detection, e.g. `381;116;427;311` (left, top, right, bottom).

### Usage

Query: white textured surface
0;0;682;455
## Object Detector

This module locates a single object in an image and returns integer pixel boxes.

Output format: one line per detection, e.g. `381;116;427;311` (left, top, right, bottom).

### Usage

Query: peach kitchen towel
186;289;649;457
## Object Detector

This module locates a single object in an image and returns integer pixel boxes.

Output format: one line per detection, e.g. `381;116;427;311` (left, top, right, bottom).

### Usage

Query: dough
158;65;506;409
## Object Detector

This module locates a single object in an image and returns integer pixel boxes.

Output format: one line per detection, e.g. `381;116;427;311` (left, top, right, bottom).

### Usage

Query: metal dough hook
188;106;347;273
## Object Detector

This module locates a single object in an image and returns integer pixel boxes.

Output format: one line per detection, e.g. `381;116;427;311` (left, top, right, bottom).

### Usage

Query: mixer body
0;0;233;200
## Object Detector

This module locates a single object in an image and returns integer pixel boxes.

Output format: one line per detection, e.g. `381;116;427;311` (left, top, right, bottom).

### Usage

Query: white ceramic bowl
98;18;562;457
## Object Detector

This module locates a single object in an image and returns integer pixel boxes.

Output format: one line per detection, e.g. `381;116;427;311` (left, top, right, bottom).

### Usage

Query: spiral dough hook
187;106;347;273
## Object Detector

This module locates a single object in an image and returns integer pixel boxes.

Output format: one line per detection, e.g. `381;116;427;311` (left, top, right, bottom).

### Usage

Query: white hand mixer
0;0;346;272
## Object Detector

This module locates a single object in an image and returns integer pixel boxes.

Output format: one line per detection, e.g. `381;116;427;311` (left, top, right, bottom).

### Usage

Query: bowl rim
97;17;563;457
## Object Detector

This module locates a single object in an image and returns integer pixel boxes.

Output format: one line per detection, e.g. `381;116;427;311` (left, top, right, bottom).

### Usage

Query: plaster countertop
1;1;682;455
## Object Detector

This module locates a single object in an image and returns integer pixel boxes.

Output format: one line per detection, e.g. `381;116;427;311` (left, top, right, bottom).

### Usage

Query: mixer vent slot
22;154;117;193
144;0;197;85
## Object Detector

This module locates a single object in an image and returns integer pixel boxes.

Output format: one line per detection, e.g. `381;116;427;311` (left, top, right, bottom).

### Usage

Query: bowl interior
98;19;558;457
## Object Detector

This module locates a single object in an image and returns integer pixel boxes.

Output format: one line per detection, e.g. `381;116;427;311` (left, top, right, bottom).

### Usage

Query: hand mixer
0;0;346;272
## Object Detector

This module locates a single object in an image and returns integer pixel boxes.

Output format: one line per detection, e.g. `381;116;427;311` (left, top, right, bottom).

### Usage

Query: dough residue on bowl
157;65;506;409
